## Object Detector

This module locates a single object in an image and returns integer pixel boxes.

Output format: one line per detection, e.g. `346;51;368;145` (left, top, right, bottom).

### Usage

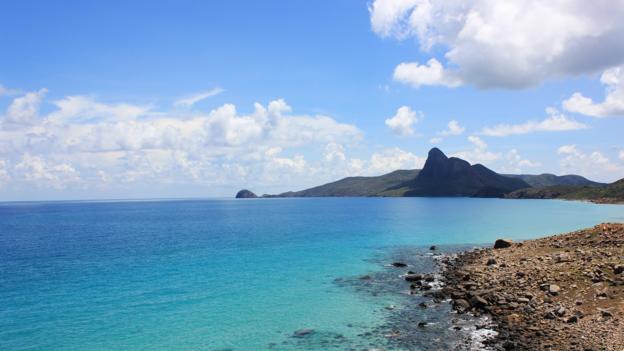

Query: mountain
263;169;420;197
507;178;624;203
236;147;607;199
505;173;605;187
401;148;530;197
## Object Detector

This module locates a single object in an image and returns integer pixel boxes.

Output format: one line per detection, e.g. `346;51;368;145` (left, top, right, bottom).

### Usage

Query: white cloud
3;89;47;128
619;150;624;161
48;95;151;123
393;59;462;88
563;66;624;117
367;147;425;173
429;137;442;144
439;120;465;136
431;119;465;143
385;106;421;136
501;149;540;173
370;0;624;89
0;90;365;193
481;108;587;137
557;144;622;180
453;136;501;164
14;153;81;190
173;88;224;108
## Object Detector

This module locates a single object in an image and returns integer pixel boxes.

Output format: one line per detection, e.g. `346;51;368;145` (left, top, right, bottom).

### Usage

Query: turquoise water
1;198;622;350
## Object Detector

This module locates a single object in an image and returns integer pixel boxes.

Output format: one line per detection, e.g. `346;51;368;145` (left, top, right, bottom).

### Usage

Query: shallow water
1;197;622;350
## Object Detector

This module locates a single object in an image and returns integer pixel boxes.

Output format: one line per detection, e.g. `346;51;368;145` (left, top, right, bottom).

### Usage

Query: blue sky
1;0;623;200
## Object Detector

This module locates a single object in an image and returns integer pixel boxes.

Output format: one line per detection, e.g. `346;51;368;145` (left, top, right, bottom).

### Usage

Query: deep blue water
1;198;622;350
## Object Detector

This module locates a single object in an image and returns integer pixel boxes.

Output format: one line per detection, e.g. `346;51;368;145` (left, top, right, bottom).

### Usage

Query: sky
1;0;624;200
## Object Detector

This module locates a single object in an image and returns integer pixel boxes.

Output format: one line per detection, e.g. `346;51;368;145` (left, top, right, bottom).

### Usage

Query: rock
417;321;427;328
453;299;471;311
614;265;624;274
555;307;566;317
359;275;371;280
598;308;613;318
487;258;497;266
404;274;423;282
293;328;314;337
235;189;258;198
470;295;489;309
516;271;526;278
424;274;435;282
429;245;437;251
494;239;514;249
385;304;396;310
548;284;561;295
565;316;578;324
419;302;427;308
391;262;407;267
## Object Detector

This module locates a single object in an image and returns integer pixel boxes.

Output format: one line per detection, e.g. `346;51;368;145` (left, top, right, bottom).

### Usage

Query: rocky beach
430;223;624;350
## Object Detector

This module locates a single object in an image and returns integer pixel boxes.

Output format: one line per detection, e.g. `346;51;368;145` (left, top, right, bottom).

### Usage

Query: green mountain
505;173;605;187
237;147;608;199
507;178;624;203
263;169;419;197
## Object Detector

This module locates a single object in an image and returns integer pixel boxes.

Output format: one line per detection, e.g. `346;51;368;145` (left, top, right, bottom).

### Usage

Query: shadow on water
266;245;494;351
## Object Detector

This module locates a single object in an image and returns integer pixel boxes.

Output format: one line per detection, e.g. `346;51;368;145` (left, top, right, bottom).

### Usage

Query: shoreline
431;223;624;350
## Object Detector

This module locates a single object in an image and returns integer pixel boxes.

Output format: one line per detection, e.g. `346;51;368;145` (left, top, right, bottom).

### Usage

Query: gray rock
487;258;497;266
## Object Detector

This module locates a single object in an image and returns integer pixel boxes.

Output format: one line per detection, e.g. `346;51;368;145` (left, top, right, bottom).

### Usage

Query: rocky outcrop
437;223;624;350
403;148;530;197
235;189;258;198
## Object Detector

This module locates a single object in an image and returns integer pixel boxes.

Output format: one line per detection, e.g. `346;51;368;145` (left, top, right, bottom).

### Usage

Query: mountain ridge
238;148;606;199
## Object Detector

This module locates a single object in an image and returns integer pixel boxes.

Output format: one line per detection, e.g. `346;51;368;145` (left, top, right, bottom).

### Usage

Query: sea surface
1;197;623;350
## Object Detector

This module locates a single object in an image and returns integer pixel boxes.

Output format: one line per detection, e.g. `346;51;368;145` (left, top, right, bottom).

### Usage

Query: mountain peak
427;147;447;160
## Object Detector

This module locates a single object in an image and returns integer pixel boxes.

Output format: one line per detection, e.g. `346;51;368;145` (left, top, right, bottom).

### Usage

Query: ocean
1;197;622;350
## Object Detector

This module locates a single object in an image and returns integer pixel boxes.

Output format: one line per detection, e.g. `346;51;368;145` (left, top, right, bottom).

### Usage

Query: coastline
431;223;624;350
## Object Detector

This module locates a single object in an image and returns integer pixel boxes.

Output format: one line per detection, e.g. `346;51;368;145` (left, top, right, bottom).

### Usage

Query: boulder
494;239;513;249
391;262;407;267
429;245;437;251
486;258;497;266
614;265;624;275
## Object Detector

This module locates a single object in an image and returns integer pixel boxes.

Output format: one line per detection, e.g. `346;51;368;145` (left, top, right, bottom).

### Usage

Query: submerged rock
293;328;315;338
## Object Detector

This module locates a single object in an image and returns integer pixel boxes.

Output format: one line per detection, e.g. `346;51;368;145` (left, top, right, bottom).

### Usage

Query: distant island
236;147;623;203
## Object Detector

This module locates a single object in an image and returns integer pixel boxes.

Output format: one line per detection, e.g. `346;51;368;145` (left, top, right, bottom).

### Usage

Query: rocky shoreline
431;223;624;350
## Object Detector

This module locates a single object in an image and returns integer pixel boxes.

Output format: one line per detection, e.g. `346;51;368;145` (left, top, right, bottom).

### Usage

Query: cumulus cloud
557;144;622;180
385;106;421;136
431;119;465;143
3;89;47;128
367;147;425;173
393;59;462;88
563;66;624;117
0;89;365;193
452;136;501;165
481;108;588;137
370;0;624;89
501;149;540;173
173;88;224;108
